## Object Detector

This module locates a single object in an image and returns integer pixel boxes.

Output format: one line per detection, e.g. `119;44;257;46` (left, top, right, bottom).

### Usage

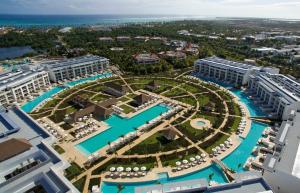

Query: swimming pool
76;104;170;155
100;82;268;193
21;72;112;113
196;120;206;126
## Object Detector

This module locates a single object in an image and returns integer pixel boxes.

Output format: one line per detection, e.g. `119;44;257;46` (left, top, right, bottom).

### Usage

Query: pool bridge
212;158;236;182
250;117;274;124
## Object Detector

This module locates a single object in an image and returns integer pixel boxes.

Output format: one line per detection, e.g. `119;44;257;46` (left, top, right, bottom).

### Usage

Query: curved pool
21;72;112;113
100;88;268;193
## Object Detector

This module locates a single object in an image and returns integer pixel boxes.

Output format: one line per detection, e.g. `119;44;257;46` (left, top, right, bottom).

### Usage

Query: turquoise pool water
196;121;206;126
100;81;267;193
76;104;170;155
21;72;112;112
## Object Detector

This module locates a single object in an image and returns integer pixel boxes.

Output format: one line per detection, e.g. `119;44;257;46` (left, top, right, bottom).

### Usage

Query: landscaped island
27;70;249;192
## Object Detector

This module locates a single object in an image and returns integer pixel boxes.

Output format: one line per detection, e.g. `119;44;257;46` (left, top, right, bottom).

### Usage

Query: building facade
194;57;259;87
262;111;300;193
0;69;50;106
44;55;109;82
247;72;300;120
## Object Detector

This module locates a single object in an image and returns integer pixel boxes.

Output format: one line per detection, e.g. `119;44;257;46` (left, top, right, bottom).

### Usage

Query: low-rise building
133;53;160;65
132;94;151;106
44;55;109;82
134;36;149;42
104;82;129;97
99;37;114;42
0;69;50;106
0;105;78;193
146;80;160;91
116;36;131;42
158;51;186;61
66;98;117;123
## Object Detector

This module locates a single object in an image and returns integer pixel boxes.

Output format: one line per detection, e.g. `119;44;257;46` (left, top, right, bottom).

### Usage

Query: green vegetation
119;104;134;114
176;122;214;143
60;123;73;130
125;130;190;155
53;145;65;154
160;147;200;167
65;162;84;180
175;96;197;106
73;176;86;192
199;133;229;154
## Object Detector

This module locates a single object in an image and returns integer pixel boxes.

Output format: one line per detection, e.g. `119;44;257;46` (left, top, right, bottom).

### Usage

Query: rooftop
264;112;300;178
43;55;109;69
0;69;46;91
197;56;258;72
0;106;78;193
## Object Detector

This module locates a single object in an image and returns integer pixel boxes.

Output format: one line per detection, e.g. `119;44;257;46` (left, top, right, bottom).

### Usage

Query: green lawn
65;162;84;180
73;176;86;192
119;104;135;114
175;96;197;106
163;88;187;97
125;130;190;155
91;94;108;102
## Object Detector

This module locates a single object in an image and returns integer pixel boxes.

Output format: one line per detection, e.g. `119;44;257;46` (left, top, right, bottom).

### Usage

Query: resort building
247;72;300;120
116;36;131;42
66;97;117;123
158;51;187;61
194;56;260;87
262;111;300;193
135;171;273;193
44;55;109;82
99;37;114;42
0;69;50;106
146;80;160;91
134;36;149;42
0;105;78;193
133;53;160;65
132;94;151;106
104;82;129;97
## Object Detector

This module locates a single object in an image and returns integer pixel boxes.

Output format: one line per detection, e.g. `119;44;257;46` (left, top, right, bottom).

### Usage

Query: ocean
0;14;208;28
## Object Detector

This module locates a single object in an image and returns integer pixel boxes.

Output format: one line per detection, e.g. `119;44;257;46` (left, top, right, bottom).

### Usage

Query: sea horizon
0;14;213;28
1;14;300;28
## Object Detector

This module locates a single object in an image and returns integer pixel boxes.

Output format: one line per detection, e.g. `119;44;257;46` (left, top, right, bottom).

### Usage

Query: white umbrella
212;148;217;152
190;157;196;162
175;161;182;166
182;160;188;164
110;167;116;172
117;167;124;172
201;153;206;158
141;166;147;171
195;155;201;160
133;167;139;172
126;167;132;172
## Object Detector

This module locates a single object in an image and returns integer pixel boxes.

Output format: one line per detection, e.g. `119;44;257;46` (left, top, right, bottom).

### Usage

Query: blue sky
1;0;300;19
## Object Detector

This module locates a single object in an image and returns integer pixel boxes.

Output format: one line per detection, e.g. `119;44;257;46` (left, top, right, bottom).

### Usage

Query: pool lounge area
100;81;268;193
21;72;112;113
76;104;171;155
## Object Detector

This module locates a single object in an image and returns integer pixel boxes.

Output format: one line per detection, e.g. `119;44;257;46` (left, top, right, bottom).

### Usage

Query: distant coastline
0;14;211;28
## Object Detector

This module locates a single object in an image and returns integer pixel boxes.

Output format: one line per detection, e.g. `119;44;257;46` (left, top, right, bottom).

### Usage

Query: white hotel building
248;72;300;120
44;55;109;82
0;69;50;106
194;56;259;87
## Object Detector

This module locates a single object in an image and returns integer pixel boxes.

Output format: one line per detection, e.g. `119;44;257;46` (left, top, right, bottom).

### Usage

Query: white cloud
1;0;300;19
